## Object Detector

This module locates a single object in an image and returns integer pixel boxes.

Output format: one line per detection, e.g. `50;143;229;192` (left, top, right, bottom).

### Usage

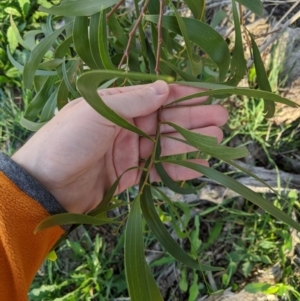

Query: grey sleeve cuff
0;152;66;215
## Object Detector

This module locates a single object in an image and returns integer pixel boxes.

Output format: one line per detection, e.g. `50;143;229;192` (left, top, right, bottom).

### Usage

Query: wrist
11;149;70;212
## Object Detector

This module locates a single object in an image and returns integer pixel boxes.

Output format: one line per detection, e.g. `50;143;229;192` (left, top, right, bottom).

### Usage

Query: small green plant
0;87;31;155
30;228;128;300
0;0;52;88
9;0;300;299
245;282;300;300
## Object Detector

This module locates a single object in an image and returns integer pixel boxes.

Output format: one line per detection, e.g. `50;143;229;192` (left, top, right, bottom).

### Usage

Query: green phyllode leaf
250;34;275;118
185;0;206;20
155;136;199;194
170;2;198;75
24;76;56;121
165;122;248;160
145;15;230;81
10;15;31;50
125;196;163;301
35;213;117;233
228;0;246;85
236;0;263;16
73;16;98;69
7;46;56;76
141;185;223;272
162;160;300;233
98;8;115;70
23;23;72;88
170;83;299;108
39;0;119;16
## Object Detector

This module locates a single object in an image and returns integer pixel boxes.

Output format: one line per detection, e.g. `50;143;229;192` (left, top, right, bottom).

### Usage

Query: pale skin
12;81;228;213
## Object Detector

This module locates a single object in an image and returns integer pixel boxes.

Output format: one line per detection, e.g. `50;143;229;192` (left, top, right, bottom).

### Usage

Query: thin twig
118;0;150;69
106;0;125;20
155;0;164;75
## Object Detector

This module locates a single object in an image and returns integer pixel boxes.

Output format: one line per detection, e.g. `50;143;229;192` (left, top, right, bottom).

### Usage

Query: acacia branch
155;0;164;75
118;0;150;69
106;0;125;20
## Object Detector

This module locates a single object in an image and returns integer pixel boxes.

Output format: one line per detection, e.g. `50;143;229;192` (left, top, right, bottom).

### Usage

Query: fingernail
149;81;168;95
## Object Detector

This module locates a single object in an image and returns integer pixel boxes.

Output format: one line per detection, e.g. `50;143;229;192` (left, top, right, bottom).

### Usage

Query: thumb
102;80;169;119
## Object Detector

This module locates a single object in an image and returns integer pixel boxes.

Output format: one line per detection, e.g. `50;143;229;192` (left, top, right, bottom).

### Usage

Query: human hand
12;81;228;213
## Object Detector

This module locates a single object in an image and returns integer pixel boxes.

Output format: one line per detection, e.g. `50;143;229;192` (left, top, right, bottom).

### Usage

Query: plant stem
155;0;164;75
106;0;125;20
118;0;150;69
138;109;162;194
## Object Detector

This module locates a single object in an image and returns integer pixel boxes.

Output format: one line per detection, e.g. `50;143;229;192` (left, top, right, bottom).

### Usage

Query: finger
98;82;153;96
65;82;206;112
104;83;206;103
96;80;170;119
140;126;223;159
135;104;228;135
64;83;154;106
164;84;208;106
149;159;209;182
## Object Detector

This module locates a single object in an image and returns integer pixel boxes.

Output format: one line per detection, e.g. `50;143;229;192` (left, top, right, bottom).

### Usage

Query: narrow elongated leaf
107;13;128;47
40;89;57;122
185;0;205;19
169;85;299;108
228;0;246;85
24;30;43;50
152;187;189;238
99;9;115;69
174;80;234;90
35;213;117;233
145;38;156;74
170;3;197;75
141;185;222;271
250;34;275;118
55;35;73;59
23;23;72;88
236;0;263;16
39;59;64;70
226;160;276;194
76;70;173;139
10;15;31;50
57;79;69;110
155;137;198;194
90;165;143;217
165;122;248;160
73;16;98;69
155;162;198;194
148;0;159;14
163;160;300;232
20;117;47;131
39;0;119;16
125;196;163;301
145;15;230;81
7;46;56;76
161;60;199;82
89;12;104;69
132;0;148;65
226;160;293;215
90;176;122;216
62;59;80;98
24;77;56;120
211;10;228;28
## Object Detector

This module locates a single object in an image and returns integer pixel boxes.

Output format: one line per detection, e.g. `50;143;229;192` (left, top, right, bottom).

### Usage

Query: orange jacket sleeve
0;153;65;301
